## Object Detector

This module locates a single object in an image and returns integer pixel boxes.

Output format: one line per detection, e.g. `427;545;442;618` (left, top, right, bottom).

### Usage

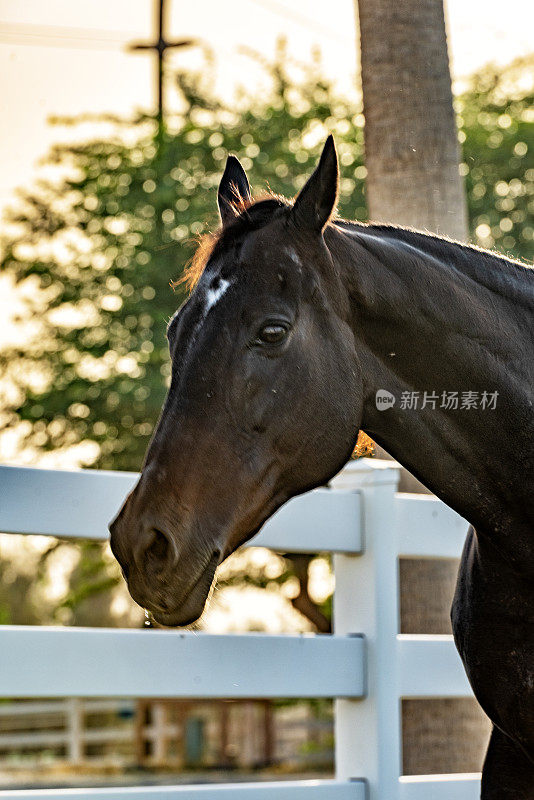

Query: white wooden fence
0;698;139;765
0;459;481;799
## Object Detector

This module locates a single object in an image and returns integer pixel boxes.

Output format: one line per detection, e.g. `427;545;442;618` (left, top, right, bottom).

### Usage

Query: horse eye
256;324;288;345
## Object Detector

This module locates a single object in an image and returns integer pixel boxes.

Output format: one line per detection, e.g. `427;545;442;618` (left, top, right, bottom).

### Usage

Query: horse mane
179;195;289;292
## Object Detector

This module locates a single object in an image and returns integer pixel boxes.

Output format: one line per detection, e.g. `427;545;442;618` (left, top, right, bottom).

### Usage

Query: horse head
109;137;363;625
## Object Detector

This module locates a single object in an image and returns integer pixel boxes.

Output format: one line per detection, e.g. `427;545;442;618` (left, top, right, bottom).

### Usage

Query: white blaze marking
170;274;233;355
205;277;231;313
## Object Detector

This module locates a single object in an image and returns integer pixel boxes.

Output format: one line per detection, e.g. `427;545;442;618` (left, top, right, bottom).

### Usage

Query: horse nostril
131;525;177;573
146;528;171;564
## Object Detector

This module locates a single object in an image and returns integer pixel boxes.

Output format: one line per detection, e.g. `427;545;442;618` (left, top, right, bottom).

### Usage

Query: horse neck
328;223;534;563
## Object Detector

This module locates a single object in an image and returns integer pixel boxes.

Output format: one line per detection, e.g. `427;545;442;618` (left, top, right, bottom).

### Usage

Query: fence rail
0;466;362;553
0;783;366;800
399;774;481;800
0;459;478;799
395;494;468;558
0;628;364;699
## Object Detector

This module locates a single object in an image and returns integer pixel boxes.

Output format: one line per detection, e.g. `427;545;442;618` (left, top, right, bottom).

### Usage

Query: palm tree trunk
354;0;484;777
356;0;468;241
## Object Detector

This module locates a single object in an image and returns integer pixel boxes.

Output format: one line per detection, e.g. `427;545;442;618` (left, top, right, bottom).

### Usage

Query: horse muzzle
109;500;221;626
141;550;220;626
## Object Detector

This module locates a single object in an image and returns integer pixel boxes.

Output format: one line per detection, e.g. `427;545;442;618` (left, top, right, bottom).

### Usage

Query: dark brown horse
110;137;534;797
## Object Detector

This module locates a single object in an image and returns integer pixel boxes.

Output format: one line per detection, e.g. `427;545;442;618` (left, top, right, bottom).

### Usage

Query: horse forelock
177;195;289;293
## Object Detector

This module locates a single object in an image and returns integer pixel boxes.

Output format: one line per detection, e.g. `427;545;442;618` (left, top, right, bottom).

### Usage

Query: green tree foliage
0;56;366;472
0;533;130;628
0;552;45;625
38;539;122;626
459;55;534;260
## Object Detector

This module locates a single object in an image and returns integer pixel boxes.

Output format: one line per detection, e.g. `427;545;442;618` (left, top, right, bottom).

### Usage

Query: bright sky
0;0;532;213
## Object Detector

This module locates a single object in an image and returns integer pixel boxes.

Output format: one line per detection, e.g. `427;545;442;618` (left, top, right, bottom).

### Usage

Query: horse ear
217;155;251;227
291;135;339;232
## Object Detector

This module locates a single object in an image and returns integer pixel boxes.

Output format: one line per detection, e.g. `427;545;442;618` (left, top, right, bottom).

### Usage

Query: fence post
152;701;169;765
332;458;401;799
66;697;84;765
